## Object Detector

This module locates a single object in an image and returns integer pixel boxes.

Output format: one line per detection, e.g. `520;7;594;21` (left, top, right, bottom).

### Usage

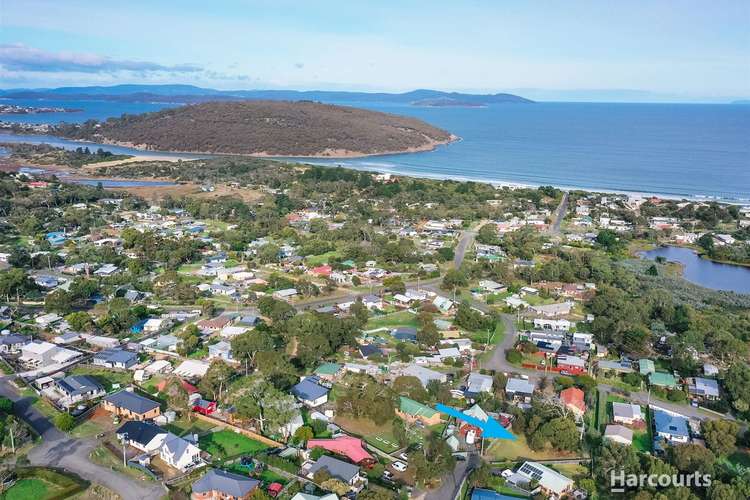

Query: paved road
0;379;166;500
421;453;478;500
453;229;478;270
479;316;731;422
549;191;569;235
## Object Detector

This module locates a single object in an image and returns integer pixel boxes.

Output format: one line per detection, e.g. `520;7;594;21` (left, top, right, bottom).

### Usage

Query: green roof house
639;359;656;375
314;362;342;380
396;396;443;426
649;371;679;389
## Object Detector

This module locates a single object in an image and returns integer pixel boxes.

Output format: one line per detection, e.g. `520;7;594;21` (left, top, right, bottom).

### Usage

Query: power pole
121;432;128;467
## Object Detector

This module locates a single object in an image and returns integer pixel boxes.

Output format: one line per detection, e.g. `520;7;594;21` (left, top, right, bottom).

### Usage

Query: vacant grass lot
199;430;268;459
364;310;419;331
486;433;578;461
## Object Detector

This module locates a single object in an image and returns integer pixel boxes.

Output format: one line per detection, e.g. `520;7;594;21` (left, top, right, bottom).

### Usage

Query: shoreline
1;132;747;205
80;132;460;159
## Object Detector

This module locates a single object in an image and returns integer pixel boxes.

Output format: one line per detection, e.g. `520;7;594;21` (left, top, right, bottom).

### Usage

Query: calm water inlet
640;246;750;294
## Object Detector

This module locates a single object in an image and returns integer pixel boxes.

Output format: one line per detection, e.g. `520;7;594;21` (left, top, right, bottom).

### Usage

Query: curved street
0;378;166;500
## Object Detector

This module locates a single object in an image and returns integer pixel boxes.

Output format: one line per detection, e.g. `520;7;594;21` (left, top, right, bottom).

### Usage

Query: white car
382;470;394;480
392;461;408;472
466;429;477;445
398;452;409;462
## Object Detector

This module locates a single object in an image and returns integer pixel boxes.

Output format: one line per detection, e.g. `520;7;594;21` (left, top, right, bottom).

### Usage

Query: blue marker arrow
436;403;516;440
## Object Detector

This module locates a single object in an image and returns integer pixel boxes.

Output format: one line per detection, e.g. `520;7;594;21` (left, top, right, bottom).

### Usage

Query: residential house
94;264;119;276
144;318;172;333
686;377;720;400
191;469;260;500
396;396;443;427
653;408;690;444
0;333;29;353
649;372;679;389
19;341;80;368
196;315;234;334
92;348;138;369
391;327;417;343
401;364;447;388
466;373;493;398
358;344;383;359
556;355;586;374
612;402;644;425
116;420;202;472
433;296;454;313
639;359;656;375
208;341;233;363
528;301;574;318
505;378;535;404
273;288;298;301
55;375;105;405
313;363;343;381
533;318;571;331
604;424;634;446
291;376;330;407
102;389;161;421
506;461;574;497
306;456;363;490
470;489;523;500
597;359;634;374
306;436;375;466
559;387;586;418
174;360;210;379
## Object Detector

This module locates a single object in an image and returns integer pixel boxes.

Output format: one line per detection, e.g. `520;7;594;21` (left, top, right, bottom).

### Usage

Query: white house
604;424;633;446
612;402;644;425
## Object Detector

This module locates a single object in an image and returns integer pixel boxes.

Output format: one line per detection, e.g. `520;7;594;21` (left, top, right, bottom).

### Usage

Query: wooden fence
192;412;284;448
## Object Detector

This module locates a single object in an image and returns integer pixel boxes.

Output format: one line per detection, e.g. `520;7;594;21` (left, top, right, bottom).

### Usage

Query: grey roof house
192;469;260;499
308;455;361;485
92;348;138;369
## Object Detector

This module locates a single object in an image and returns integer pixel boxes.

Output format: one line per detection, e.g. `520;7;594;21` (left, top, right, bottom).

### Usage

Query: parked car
398;452;408;462
392;461;407;472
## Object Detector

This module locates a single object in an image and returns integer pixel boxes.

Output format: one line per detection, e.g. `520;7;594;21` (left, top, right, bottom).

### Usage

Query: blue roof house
291;376;330;408
46;231;66;246
653;409;690;445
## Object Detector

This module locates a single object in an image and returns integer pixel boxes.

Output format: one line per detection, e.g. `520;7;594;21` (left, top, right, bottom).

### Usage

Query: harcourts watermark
610;470;711;493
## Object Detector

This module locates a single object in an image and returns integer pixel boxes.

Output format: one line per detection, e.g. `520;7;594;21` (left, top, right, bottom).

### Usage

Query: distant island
411;97;487;108
0;84;532;106
53;100;456;157
0;103;81;114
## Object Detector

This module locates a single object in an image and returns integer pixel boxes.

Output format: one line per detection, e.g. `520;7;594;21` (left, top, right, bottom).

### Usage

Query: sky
1;0;748;101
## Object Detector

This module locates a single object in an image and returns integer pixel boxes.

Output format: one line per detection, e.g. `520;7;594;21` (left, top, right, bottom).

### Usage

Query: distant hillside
412;97;486;108
0;84;532;106
54;100;455;157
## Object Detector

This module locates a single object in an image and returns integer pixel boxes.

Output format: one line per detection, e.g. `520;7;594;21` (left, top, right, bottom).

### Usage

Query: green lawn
165;416;216;437
486;433;575;461
364;310;419;331
2;468;89;499
2;479;49;500
305;251;341;267
199;430;269;459
69;367;133;391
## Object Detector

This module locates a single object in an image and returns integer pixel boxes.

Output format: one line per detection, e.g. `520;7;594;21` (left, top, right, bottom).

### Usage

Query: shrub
506;350;522;364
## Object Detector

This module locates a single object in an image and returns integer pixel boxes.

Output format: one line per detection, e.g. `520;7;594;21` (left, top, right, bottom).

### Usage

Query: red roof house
156;378;199;395
559;387;586;416
307;436;375;466
192;398;217;415
310;265;333;277
267;483;284;497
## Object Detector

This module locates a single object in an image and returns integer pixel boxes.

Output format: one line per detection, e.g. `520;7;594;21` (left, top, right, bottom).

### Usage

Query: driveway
420;453;479;500
0;379;166;500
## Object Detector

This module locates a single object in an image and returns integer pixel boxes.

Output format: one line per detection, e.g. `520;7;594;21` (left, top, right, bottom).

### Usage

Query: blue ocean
2;97;748;201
